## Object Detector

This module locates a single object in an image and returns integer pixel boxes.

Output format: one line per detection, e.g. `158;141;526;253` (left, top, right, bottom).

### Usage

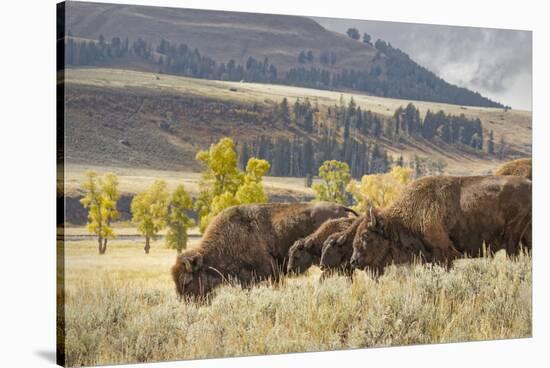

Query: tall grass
62;241;531;367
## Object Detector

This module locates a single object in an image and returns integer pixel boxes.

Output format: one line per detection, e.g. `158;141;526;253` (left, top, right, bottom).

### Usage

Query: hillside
62;1;501;107
62;68;531;177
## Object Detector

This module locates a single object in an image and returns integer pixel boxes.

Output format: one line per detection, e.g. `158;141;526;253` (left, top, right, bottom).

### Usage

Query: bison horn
336;235;346;245
369;206;377;227
181;258;193;273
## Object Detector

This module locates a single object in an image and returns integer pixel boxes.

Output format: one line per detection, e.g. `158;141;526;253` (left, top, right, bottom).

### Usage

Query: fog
313;17;532;110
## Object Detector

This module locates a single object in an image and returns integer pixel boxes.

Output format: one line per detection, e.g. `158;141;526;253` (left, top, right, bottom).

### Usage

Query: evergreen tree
346;28;360;40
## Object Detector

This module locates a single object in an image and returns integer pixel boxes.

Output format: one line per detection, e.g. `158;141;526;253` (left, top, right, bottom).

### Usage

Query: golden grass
61;163;318;198
61;240;531;367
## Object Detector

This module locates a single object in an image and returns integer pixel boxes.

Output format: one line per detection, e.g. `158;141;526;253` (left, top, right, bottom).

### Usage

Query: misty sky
313;17;532;110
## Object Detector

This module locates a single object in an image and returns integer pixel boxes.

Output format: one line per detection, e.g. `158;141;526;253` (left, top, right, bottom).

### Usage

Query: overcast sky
313;17;532;110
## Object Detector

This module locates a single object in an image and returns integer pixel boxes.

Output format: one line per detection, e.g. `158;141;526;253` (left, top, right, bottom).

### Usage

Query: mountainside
62;68;531;177
63;1;502;107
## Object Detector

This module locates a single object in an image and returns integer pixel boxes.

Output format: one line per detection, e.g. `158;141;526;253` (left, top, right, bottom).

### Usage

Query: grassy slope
64;2;379;74
64;67;531;177
62;240;531;366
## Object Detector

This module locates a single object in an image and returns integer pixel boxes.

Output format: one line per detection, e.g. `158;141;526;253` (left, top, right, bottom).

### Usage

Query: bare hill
64;1;378;74
62;2;501;107
63;68;531;176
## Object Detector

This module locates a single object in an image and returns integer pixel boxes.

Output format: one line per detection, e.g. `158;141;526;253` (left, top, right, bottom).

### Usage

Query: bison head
350;208;392;274
320;233;350;271
171;250;223;301
287;238;318;274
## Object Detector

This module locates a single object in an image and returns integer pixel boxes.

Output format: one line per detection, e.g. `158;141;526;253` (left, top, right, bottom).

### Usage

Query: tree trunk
177;248;182;255
144;237;150;254
98;237;104;255
100;238;108;254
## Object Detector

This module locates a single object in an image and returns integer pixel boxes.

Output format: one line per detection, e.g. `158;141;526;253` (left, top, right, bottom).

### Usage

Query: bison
495;157;532;248
287;216;357;276
318;215;365;278
171;202;356;300
350;175;532;275
495;158;532;180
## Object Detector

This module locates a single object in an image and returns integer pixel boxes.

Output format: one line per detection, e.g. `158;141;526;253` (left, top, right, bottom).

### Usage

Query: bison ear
179;254;204;273
192;255;204;271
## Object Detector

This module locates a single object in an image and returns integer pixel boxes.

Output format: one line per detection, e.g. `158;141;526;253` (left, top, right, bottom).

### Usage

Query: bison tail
344;207;359;217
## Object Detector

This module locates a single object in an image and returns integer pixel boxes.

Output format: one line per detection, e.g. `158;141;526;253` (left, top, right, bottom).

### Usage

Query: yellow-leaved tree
166;184;195;254
80;171;120;254
347;166;413;212
194;138;270;233
131;180;169;254
313;160;351;205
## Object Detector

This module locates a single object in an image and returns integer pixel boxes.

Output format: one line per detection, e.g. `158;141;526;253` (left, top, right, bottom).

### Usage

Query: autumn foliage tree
313;160;351;205
194;138;270;232
165;184;195;254
347;166;413;212
131;180;169;254
80;171;120;254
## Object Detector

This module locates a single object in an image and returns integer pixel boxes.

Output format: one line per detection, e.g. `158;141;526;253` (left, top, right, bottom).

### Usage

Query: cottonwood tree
347;166;412;212
313;160;351;205
131;180;169;254
165;185;195;254
194;137;270;232
80;171;120;254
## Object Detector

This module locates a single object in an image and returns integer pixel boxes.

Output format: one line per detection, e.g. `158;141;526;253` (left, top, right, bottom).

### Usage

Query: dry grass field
61;239;531;367
61;163;318;199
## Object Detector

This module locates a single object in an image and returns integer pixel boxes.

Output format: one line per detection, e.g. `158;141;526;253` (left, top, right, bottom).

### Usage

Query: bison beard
350;175;532;274
172;202;356;300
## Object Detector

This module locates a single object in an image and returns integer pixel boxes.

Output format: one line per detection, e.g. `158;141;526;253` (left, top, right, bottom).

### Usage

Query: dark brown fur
495;158;532;248
350;175;532;274
287;217;356;275
319;215;366;278
495;158;532;180
171;202;354;300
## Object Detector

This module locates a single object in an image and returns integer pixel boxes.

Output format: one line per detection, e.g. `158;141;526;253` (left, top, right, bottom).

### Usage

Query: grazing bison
172;202;356;300
319;215;365;278
287;216;356;275
350;175;532;275
495;157;532;248
495;158;532;180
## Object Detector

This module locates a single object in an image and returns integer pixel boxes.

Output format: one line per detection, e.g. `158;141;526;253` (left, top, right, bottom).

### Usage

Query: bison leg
423;225;462;268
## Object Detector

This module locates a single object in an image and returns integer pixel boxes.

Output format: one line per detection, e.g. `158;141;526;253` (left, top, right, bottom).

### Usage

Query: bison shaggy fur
495;158;532;180
172;202;355;300
350;175;532;274
319;215;365;278
495;157;532;248
287;217;356;275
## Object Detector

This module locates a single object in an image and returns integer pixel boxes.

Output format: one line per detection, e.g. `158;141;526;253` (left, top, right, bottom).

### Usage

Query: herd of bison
172;158;532;301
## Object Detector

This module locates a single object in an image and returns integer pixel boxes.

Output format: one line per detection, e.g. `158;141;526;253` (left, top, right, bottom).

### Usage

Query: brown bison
495;158;532;180
171;202;356;300
350;175;532;274
495;157;532;248
318;215;365;277
287;216;357;275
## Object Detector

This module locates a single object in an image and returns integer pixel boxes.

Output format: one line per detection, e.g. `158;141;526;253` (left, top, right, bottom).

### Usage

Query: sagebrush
62;241;531;367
